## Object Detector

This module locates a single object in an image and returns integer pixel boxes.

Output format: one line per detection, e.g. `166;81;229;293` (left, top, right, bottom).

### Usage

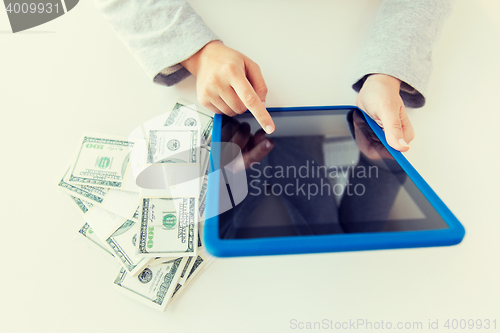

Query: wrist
365;74;401;90
181;40;223;76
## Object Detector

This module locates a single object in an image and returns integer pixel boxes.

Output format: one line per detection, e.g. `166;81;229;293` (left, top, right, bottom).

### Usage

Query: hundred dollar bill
68;195;94;215
169;256;195;300
131;206;140;221
84;207;132;241
197;229;203;249
68;134;134;189
198;168;208;220
184;252;210;287
149;255;195;287
174;256;195;284
78;223;114;257
177;256;195;284
147;128;199;164
200;145;210;181
59;167;109;205
59;167;140;220
138;197;198;257
113;257;187;312
148;257;177;267
140;127;201;198
105;219;151;275
171;252;212;301
165;102;214;144
147;232;202;265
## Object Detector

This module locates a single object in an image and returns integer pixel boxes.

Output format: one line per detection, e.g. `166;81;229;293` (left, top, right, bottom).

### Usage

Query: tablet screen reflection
217;109;447;239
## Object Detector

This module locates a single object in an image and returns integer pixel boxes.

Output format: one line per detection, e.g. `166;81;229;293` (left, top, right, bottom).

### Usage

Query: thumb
378;106;410;152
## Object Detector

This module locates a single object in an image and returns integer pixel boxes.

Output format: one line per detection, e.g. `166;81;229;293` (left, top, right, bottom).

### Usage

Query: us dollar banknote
184;252;209;287
78;223;114;257
59;167;140;220
165;102;214;144
171;252;212;301
62;101;215;312
68;134;134;189
113;257;187;312
147;128;199;164
105;219;152;275
59;167;109;205
149;255;196;301
138;197;198;257
198;168;209;220
68;195;94;215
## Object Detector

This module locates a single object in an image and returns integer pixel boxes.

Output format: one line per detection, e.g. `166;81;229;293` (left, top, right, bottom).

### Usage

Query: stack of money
58;101;215;312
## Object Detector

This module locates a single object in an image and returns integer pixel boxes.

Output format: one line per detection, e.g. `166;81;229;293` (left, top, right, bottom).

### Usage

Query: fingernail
398;138;410;147
265;125;274;134
262;100;266;107
265;140;272;149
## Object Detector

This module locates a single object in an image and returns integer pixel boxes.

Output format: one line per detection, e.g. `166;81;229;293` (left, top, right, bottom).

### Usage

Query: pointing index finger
231;77;275;134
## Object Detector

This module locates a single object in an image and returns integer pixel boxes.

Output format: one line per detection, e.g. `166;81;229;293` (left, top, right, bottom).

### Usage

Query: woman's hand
356;74;415;152
181;41;275;134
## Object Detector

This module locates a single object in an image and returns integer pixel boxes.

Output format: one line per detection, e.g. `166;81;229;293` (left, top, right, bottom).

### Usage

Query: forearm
352;0;455;108
95;0;220;86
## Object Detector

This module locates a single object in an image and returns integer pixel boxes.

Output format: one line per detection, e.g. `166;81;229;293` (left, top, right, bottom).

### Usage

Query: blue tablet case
204;106;465;257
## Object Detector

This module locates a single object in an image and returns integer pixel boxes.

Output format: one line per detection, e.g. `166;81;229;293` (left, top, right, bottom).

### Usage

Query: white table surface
1;1;499;332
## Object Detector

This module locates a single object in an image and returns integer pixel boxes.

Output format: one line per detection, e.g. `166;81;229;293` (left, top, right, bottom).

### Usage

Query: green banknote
105;219;151;274
68;135;134;188
152;255;195;301
198;168;208;220
69;195;94;215
59;168;109;205
113;257;187;312
170;255;196;300
60;167;140;220
147;128;199;164
171;252;210;300
78;223;114;257
185;253;206;285
138;197;198;257
62;108;216;311
165;102;213;144
132;206;140;221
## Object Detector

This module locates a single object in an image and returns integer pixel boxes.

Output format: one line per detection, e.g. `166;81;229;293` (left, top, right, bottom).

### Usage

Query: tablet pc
204;106;464;257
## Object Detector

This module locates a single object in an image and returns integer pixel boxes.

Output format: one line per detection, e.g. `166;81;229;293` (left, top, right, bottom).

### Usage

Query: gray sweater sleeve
352;0;454;108
94;0;220;86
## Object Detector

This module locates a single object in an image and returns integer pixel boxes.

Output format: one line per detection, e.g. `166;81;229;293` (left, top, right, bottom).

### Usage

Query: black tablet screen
217;108;448;239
